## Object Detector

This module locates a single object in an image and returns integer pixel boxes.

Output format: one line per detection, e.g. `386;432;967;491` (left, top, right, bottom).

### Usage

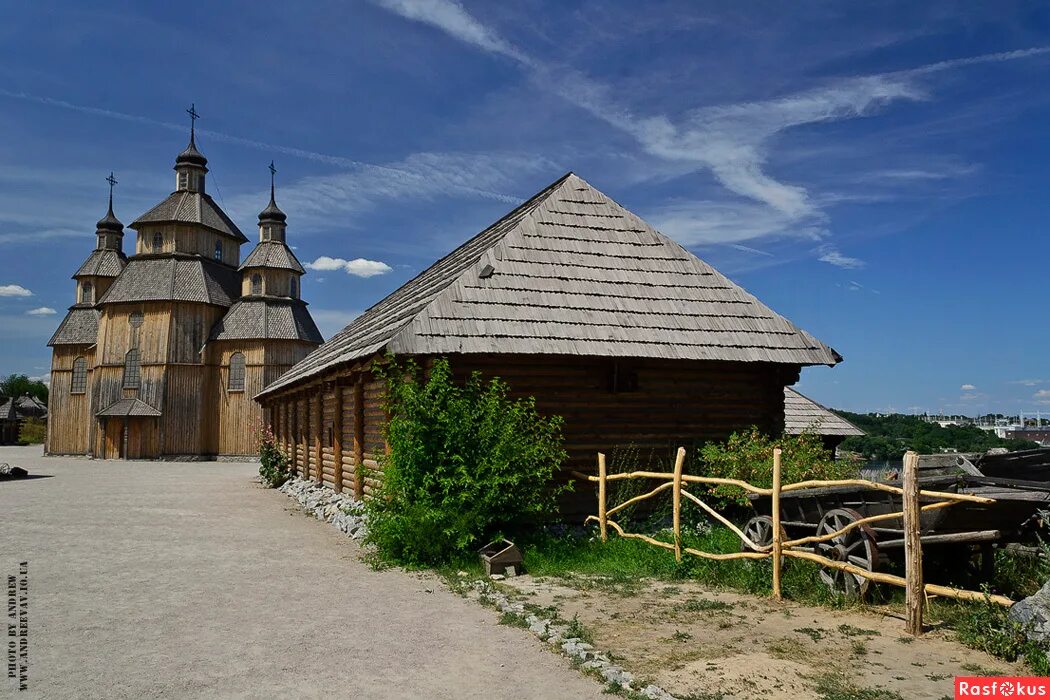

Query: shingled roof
239;241;305;273
0;395;47;420
98;257;241;307
96;397;162;417
48;305;100;346
210;298;323;343
74;249;127;278
131;191;248;243
784;387;864;437
259;173;841;398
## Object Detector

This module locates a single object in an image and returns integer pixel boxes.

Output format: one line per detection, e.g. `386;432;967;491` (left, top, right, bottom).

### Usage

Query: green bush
366;357;568;566
17;417;47;445
699;427;852;507
256;424;291;488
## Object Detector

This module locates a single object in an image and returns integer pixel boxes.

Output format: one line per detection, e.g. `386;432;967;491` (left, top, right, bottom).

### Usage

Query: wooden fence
580;448;1013;636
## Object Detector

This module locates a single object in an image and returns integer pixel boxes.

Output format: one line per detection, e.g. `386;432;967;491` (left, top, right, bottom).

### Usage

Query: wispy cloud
0;89;523;205
26;307;56;316
223;151;550;231
961;383;977;391
0;284;32;297
1034;389;1050;405
305;256;393;278
1012;379;1049;387
817;246;865;269
370;0;1048;264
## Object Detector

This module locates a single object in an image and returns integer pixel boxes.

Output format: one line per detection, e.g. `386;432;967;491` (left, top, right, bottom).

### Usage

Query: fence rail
579;448;1012;636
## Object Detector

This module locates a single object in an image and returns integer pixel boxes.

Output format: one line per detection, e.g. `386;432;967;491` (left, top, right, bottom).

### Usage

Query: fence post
772;447;783;601
672;446;686;562
598;452;608;542
904;450;924;636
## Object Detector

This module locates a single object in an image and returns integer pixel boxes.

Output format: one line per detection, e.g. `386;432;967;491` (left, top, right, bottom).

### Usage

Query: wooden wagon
742;450;1050;595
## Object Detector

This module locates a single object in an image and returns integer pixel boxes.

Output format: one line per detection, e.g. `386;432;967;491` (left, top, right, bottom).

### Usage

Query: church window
251;274;262;295
214;240;223;261
152;232;163;252
262;226;270;242
289;277;297;298
81;282;93;304
129;311;144;328
70;357;87;394
228;353;246;392
123;349;141;389
179;172;188;190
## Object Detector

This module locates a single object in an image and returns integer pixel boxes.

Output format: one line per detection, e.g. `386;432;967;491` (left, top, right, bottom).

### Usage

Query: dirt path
0;446;604;699
504;574;1021;699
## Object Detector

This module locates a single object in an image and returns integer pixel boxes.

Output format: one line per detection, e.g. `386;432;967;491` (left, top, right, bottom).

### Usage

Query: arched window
214;240;223;261
152;232;163;252
122;349;141;389
70;357;87;394
81;281;93;304
228;353;246;392
251;274;262;295
289;277;297;298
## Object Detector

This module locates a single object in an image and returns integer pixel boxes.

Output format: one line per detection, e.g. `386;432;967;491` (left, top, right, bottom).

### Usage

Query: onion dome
96;173;124;233
175;133;208;168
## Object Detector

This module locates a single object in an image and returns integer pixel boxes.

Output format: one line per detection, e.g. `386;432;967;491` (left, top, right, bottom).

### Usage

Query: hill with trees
834;411;1039;461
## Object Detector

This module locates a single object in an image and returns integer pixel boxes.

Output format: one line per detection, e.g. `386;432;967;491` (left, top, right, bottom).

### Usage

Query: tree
0;374;48;404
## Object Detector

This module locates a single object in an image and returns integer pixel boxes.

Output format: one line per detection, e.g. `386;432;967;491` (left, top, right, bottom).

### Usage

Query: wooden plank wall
46;345;94;455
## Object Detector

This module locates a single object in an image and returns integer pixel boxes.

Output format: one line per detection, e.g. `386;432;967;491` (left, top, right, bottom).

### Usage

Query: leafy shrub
17;417;47;445
256;423;291;488
699;427;852;507
949;598;1050;674
366;357;568;565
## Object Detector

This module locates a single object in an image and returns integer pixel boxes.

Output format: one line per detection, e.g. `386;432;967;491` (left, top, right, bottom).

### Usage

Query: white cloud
30;373;50;387
370;0;1048;255
960;384;977;391
26;307;56;316
1034;389;1050;404
0;284;32;297
222;151;548;231
1012;379;1048;387
305;256;393;278
817;246;865;269
373;0;532;65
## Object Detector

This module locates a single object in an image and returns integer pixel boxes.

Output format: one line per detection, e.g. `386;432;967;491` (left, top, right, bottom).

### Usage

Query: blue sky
1;1;1048;415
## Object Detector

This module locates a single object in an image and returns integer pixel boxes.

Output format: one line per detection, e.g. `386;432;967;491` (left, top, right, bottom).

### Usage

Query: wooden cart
742;467;1050;595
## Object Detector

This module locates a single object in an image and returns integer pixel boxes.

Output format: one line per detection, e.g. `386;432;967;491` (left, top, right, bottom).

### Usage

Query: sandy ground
503;573;1022;700
0;446;605;700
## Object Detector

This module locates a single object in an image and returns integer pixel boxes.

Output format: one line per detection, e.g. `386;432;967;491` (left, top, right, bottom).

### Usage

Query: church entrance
103;419;124;459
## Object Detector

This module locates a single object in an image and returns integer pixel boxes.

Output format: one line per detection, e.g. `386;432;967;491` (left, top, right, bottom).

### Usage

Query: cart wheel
814;508;878;597
741;515;776;552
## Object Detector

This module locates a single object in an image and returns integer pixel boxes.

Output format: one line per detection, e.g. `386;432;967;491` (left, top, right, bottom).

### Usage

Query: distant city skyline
1;2;1048;414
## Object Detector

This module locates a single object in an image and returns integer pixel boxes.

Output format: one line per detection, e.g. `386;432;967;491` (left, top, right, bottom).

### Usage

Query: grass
811;673;904;700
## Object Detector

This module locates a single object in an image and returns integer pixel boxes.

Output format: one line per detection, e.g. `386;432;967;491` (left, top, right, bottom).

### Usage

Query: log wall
259;353;799;514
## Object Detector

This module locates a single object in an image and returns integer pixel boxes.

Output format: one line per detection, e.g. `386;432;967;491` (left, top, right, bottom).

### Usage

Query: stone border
278;478;367;539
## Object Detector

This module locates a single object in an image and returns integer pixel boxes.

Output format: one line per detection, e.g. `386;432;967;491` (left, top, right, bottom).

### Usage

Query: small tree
699;427;852;508
367;357;568;565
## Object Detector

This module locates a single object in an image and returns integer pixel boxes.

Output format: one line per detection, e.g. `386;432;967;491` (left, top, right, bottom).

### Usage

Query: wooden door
103;420;124;459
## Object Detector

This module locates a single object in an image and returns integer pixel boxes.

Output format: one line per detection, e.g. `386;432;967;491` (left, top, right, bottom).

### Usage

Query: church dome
96;204;123;233
258;196;287;223
175;136;208;168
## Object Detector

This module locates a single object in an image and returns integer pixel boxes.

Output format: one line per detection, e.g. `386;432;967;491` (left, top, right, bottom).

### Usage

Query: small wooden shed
783;387;864;451
256;173;842;507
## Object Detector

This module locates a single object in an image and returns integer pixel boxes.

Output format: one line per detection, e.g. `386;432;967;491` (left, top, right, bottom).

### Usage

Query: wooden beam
772;447;783;601
353;378;364;498
314;390;323;485
333;384;344;493
904;451;924;636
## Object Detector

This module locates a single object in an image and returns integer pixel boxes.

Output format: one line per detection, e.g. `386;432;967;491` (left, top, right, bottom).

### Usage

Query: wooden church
46;118;322;459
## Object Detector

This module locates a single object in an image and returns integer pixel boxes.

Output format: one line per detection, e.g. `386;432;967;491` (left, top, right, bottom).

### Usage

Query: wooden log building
46;124;322;459
256;173;843;503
